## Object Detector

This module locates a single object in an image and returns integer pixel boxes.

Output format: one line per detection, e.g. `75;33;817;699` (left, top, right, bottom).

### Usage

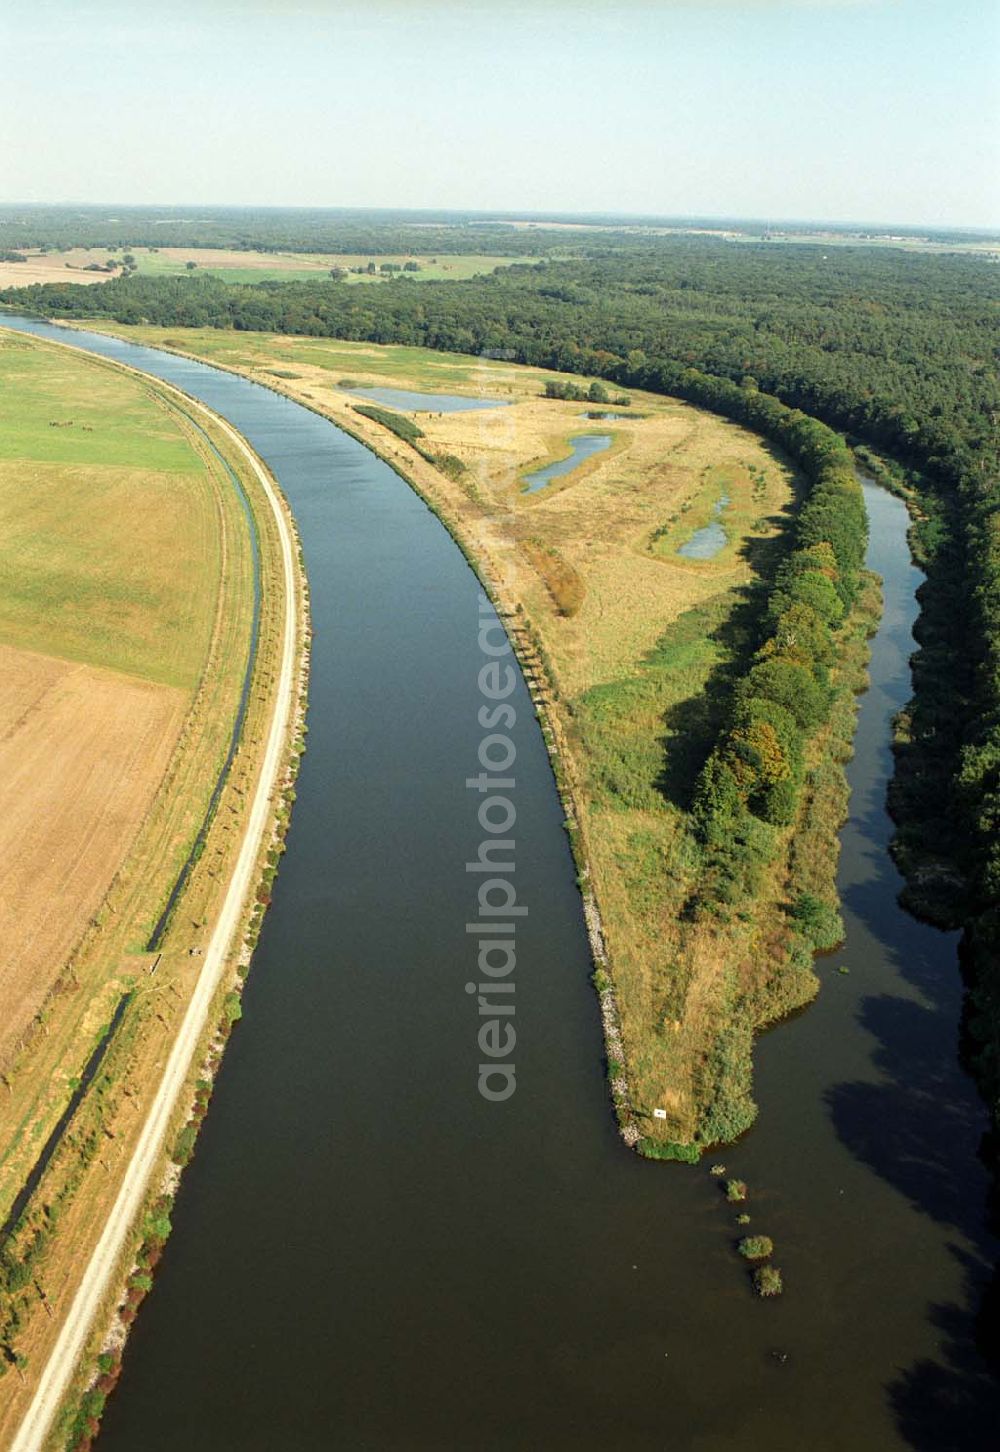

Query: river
2;316;997;1450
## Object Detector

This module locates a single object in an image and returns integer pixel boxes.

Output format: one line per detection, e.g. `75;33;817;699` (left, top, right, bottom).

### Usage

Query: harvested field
0;644;185;1066
0;247;534;290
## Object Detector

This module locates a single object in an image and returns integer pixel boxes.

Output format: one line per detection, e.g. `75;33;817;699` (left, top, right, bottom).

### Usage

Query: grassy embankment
0;331;306;1445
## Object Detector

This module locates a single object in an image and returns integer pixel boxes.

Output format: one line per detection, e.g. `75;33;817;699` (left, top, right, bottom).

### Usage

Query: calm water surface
347;385;510;413
522;433;612;493
2;317;996;1450
677;494;730;560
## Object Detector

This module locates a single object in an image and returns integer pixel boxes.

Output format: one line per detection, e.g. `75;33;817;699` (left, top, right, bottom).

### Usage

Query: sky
0;0;997;229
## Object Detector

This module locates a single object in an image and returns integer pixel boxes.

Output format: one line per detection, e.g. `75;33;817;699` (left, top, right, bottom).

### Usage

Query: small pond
677;493;730;559
347;385;510;413
522;433;612;493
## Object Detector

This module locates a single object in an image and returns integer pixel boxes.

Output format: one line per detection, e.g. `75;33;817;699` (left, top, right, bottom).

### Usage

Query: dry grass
407;392;792;696
0;644;185;1067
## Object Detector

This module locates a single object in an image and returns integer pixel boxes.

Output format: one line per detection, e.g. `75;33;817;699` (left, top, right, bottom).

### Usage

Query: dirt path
9;392;299;1452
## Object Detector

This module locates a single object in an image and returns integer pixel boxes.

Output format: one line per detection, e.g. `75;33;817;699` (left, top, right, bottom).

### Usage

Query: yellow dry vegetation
125;331;790;704
409;392;793;695
0;645;185;1066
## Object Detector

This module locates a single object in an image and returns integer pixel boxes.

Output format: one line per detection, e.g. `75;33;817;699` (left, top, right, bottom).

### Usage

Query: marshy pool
522;432;612;493
677;493;730;559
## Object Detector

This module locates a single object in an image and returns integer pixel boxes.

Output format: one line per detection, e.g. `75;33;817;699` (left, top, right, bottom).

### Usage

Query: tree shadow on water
827;815;1000;1446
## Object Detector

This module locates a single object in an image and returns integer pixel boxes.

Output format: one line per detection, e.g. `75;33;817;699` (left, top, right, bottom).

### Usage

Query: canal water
2;317;996;1450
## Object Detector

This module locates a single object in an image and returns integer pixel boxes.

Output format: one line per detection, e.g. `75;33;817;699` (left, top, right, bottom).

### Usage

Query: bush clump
725;1178;748;1203
738;1235;774;1260
753;1264;784;1297
638;1138;700;1164
352;403;424;446
790;891;844;951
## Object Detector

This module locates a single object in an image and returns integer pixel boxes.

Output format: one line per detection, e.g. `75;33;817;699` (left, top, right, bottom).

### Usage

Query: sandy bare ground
0;644;185;1067
9;393;299;1452
0;247;323;289
0;259;109;288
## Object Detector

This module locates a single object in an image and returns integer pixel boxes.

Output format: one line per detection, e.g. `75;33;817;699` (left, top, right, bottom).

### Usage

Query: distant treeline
5;245;992;472
0;205;572;257
4;240;999;1160
1;205;994;256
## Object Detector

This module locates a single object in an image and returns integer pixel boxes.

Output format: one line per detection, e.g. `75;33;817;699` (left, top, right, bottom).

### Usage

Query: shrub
743;657;830;733
757;775;800;825
144;1210;172;1244
638;1138;700;1164
352;403;424;446
753;1265;784;1297
431;451;468;480
725;1179;748;1203
738;1235;774;1260
172;1124;197;1166
790;891;844;950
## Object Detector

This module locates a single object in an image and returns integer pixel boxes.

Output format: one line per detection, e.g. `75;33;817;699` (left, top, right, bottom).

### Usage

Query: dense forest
0;204;553;255
4;236;999;1181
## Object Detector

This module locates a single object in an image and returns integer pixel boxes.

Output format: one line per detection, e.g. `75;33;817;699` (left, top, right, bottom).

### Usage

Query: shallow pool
522;433;612;493
347;384;510;413
677;493;730;559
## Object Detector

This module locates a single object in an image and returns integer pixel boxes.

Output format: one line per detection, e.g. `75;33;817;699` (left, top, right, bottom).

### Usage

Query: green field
0;332;227;687
57;247;536;285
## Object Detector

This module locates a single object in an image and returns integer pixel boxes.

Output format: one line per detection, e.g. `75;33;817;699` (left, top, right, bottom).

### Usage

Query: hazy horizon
0;201;996;236
1;0;997;230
